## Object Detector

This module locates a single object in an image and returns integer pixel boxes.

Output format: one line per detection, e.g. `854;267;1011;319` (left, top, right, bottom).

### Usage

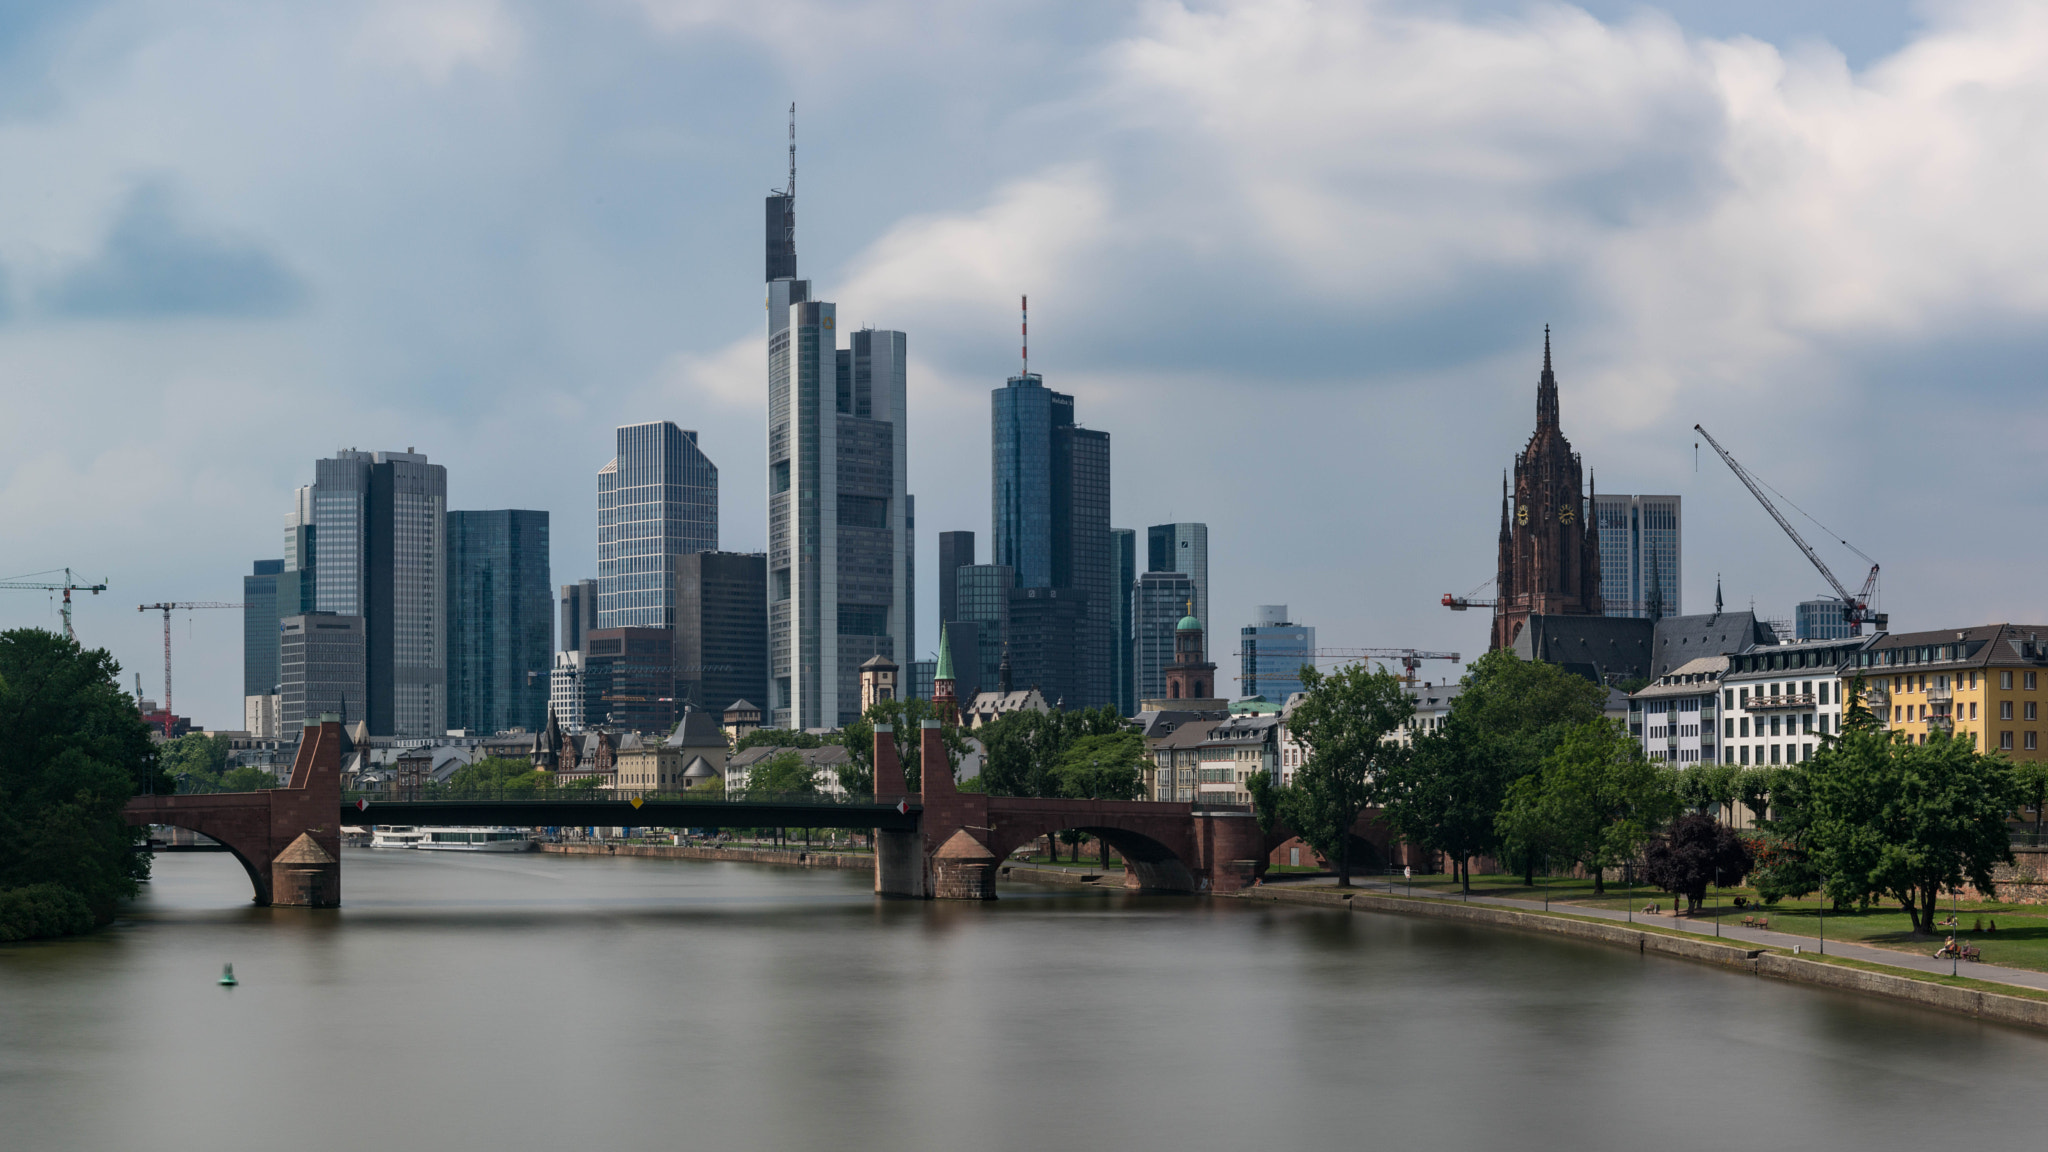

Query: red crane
137;602;242;737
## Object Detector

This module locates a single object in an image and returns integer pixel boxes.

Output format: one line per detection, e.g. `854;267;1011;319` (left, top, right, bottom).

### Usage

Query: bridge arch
984;802;1202;892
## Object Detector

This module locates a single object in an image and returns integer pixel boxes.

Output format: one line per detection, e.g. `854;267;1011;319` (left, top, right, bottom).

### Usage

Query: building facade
548;650;584;732
1796;598;1857;640
1628;656;1727;766
581;626;676;735
1146;523;1209;633
671;550;768;716
1493;331;1603;651
1134;570;1197;705
1112;527;1136;716
243;559;283;734
1594;494;1681;620
938;530;974;630
1848;624;2048;759
955;563;1014;705
447;509;552;735
1240;604;1314;705
1005;586;1089;707
279;612;366;732
597;421;717;630
764;183;913;728
293;449;448;737
1720;636;1871;766
560;578;597;654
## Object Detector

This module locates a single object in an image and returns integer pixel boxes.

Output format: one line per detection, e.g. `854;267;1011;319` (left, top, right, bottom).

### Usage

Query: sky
3;0;2044;730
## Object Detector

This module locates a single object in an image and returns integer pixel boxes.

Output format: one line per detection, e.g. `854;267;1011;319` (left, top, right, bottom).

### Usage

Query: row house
1628;656;1726;764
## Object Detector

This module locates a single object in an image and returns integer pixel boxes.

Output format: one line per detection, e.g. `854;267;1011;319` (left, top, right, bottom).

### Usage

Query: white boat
414;827;534;852
369;826;428;849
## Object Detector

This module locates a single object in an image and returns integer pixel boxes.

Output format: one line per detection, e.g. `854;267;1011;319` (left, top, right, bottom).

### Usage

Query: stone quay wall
538;842;871;871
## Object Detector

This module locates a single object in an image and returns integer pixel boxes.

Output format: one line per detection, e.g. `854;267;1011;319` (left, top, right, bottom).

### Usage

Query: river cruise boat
368;826;428;849
415;827;534;852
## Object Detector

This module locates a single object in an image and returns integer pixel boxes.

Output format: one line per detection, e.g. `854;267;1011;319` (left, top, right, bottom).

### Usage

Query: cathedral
1492;329;1604;651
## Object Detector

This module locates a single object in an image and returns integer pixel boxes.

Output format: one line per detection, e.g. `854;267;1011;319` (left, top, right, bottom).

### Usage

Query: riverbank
1237;883;2048;1033
537;842;871;870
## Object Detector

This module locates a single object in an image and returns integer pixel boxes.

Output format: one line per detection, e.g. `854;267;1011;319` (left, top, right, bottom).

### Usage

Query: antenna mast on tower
1021;295;1028;377
785;103;796;252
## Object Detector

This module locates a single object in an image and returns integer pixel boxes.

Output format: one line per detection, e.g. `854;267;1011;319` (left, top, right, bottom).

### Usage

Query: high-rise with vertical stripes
597;422;718;630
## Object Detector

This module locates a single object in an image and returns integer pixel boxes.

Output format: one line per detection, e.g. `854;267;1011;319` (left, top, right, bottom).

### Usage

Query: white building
1627;656;1726;765
1719;636;1874;766
548;650;584;733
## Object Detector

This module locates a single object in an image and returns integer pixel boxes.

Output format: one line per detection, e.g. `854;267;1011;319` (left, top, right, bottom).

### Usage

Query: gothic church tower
1492;329;1603;650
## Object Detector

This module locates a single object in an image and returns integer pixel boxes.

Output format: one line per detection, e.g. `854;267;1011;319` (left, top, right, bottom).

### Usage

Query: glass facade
1146;524;1208;632
672;551;768;715
279;613;366;732
956;564;1014;696
991;375;1054;588
1112;528;1136;715
582;627;675;735
243;560;283;697
1134;571;1196;703
1796;599;1856;640
1240;606;1315;705
448;510;552;735
1594;494;1681;619
597;422;717;629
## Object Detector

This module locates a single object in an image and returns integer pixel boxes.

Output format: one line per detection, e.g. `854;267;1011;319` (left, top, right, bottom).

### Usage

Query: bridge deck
340;798;920;831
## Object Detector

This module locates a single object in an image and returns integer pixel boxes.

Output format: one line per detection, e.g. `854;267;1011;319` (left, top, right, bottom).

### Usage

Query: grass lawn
1372;871;2048;973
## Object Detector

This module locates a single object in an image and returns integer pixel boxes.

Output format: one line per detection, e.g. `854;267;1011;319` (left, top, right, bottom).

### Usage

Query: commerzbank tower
764;113;913;730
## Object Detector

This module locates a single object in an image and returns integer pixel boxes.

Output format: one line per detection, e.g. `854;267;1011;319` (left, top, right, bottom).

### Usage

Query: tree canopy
1641;812;1753;913
1049;731;1145;801
745;750;820;794
1273;662;1411;886
838;696;969;795
975;705;1126;798
1498;718;1675;894
734;727;826;754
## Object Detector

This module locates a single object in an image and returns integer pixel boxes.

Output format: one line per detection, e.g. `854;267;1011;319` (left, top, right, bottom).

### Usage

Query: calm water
3;848;2043;1151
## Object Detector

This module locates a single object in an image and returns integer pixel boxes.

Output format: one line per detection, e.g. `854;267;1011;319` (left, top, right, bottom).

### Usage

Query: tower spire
1022;294;1028;378
1536;324;1560;430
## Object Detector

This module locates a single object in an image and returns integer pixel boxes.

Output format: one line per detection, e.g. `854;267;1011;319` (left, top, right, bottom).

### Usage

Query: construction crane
1440;578;1498;612
1237;648;1461;688
0;569;109;641
137;602;242;737
1694;423;1885;634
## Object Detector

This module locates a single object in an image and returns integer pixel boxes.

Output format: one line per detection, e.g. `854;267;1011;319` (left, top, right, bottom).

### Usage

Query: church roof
1177;614;1201;632
665;704;728;749
935;623;956;681
1649;612;1777;679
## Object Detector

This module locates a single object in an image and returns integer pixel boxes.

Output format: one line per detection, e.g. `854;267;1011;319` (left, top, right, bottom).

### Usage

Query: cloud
41;180;306;319
355;0;522;83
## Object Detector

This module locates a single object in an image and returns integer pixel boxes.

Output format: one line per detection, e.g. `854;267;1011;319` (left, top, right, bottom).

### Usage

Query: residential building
1196;714;1280;807
291;449;447;737
597;421;718;629
581;626;675;735
955;563;1014;705
243;559;283;736
243;694;280;741
1240;604;1314;707
1721;636;1873;766
1390;681;1467;750
991;373;1112;708
1146;523;1208;633
726;743;851;793
1627;656;1727;766
560;578;598;653
548;651;585;732
1112;527;1136;716
1796;598;1857;640
1846;624;2048;758
279;612;366;732
1134;570;1197;705
963;687;1051;730
447;509;552;735
764;179;912;728
1593;494;1681;619
1492;330;1603;651
1137;709;1229;799
671;550;768;715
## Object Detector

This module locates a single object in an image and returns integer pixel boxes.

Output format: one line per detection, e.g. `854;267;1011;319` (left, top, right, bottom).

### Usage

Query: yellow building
1842;624;2048;758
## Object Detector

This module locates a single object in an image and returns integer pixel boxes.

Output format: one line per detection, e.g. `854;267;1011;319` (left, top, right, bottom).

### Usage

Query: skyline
4;0;2046;729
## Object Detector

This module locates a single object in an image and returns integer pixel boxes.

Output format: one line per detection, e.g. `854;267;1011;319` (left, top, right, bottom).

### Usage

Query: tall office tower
1006;586;1088;706
1240;605;1315;705
938;531;974;632
1133;569;1196;704
954;563;1014;703
243;560;283;736
549;650;584;732
1593;494;1681;620
559;578;597;654
296;449;447;737
764;172;912;730
672;551;768;715
991;373;1112;708
277;488;316;629
1146;523;1209;634
597;422;718;629
1796;598;1856;640
279;612;367;732
447;510;552;735
581;627;675;734
1111;528;1136;715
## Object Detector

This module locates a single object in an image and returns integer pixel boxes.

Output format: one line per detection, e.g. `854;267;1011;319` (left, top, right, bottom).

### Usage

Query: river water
3;848;2043;1151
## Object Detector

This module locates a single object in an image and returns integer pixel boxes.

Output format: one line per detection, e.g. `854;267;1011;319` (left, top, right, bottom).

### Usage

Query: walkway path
1284;876;2048;995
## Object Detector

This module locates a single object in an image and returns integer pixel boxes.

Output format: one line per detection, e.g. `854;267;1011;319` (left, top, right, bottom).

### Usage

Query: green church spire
935;623;955;682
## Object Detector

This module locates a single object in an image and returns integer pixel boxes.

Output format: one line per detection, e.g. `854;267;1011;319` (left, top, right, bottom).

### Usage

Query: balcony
1744;693;1816;712
1927;683;1954;704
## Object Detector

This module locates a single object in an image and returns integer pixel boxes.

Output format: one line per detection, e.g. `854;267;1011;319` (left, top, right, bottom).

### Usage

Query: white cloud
356;0;522;82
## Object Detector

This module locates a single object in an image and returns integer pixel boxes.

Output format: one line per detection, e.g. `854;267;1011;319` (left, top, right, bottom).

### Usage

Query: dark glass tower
447;510;552;734
1111;528;1136;715
671;551;768;715
243;560;283;697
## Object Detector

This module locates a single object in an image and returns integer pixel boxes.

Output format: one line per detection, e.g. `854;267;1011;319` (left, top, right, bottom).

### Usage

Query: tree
2012;760;2048;843
1049;732;1145;800
1276;662;1412;887
1801;726;2018;934
976;705;1125;798
444;756;550;796
1641;812;1753;913
218;765;279;792
1452;649;1609;884
746;750;819;795
0;629;164;938
1375;717;1506;893
160;732;233;792
1498;718;1676;895
838;696;970;795
734;727;824;754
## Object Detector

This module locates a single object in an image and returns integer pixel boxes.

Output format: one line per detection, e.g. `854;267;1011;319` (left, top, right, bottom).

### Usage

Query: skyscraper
279;612;366;733
244;560;283;736
559;578;597;654
292;449;447;737
1112;527;1136;715
1006;585;1088;706
1594;494;1681;620
1240;605;1315;705
938;530;974;630
672;550;768;715
447;509;552;735
1134;570;1196;705
954;563;1013;705
992;373;1112;708
764;160;912;730
597;421;718;629
1146;523;1209;634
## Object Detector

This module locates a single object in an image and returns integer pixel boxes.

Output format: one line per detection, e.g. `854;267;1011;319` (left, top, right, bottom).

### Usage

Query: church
1492;327;1605;652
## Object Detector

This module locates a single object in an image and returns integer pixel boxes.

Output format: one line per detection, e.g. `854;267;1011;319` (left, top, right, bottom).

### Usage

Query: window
1725;689;1735;709
2002;671;2015;690
2002;701;2015;721
1739;687;1749;704
1971;703;1978;719
2029;702;2040;722
1819;714;1830;735
2002;731;2015;751
2028;732;2040;752
1802;680;1813;697
1892;705;1900;722
2029;672;2039;691
1819;683;1830;706
1770;744;1781;764
1739;717;1749;737
1803;713;1814;734
1802;743;1813;762
1770;716;1781;737
1725;719;1734;738
1739;745;1749;765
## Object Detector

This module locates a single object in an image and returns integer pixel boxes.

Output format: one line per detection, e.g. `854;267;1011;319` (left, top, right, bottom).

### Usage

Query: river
2;848;2042;1150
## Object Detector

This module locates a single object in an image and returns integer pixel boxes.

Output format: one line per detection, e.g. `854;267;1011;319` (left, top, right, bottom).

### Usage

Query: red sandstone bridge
122;719;1342;907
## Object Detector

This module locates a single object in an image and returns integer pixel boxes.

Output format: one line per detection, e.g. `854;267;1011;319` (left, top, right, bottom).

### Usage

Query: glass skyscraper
597;421;717;629
1240;604;1315;704
956;563;1014;696
243;560;283;697
1134;570;1196;705
1112;527;1136;715
1593;494;1681;620
448;510;552;735
1146;523;1208;634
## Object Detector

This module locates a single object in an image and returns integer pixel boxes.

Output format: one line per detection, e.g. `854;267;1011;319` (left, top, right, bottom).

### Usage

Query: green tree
444;756;550;796
160;732;233;792
1802;726;2017;934
2012;759;2048;842
1049;732;1145;800
746;750;819;794
1276;662;1412;887
1375;717;1504;894
1498;718;1676;895
0;629;164;937
838;696;969;795
734;727;824;754
976;705;1125;798
218;765;279;792
1452;649;1608;884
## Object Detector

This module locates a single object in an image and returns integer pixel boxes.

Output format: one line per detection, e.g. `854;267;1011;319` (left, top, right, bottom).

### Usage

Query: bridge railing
341;786;908;809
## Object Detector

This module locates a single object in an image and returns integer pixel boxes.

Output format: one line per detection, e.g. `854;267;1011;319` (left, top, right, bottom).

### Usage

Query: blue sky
2;0;2042;728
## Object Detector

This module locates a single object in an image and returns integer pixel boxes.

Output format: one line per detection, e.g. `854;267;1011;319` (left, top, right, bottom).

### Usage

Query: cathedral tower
1492;329;1603;650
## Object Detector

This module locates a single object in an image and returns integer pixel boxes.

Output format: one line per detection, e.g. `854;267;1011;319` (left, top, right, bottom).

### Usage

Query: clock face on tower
1516;504;1529;525
1559;506;1576;524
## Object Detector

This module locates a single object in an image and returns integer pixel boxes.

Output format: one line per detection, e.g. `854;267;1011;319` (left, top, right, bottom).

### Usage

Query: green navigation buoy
219;963;238;987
